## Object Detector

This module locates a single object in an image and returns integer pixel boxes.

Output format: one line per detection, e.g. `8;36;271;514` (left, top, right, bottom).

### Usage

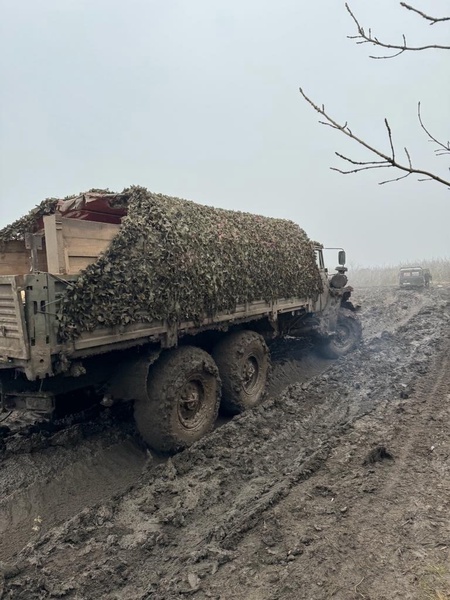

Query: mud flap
107;350;161;404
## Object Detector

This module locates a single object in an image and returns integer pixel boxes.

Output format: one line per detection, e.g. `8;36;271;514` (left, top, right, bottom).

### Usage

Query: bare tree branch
299;87;450;189
299;4;449;191
400;3;450;25
346;3;450;59
417;102;450;156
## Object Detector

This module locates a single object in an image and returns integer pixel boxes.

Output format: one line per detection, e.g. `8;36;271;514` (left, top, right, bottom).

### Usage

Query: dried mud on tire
134;346;221;453
1;287;450;600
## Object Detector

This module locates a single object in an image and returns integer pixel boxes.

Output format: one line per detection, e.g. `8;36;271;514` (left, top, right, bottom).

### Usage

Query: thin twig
334;153;387;166
385;119;395;161
417;102;450;155
331;164;393;175
355;576;366;598
404;147;412;169
379;172;412;185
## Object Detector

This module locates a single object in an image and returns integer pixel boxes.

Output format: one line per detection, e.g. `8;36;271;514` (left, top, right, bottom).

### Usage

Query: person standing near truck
424;269;432;288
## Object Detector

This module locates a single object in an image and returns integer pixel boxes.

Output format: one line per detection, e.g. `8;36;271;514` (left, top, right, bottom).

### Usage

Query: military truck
0;188;361;452
399;267;431;289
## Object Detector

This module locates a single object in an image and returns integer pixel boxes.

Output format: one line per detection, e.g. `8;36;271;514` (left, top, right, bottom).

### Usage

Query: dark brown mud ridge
0;403;137;460
0;287;449;599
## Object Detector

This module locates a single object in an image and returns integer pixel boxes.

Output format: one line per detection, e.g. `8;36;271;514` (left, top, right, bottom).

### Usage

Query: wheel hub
242;356;259;393
178;380;206;429
335;323;351;346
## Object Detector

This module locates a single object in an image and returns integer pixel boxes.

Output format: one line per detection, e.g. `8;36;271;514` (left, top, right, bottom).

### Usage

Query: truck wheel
213;330;270;414
134;346;220;453
320;309;362;359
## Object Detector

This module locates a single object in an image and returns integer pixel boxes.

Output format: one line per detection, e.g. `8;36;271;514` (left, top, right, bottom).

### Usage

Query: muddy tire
320;309;362;359
212;330;270;415
134;346;220;453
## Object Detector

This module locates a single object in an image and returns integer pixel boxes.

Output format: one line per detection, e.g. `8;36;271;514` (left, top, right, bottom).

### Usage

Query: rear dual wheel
134;346;220;453
133;331;270;453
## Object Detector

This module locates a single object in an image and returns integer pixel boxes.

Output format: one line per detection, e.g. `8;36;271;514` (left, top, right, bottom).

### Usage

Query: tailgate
0;276;29;360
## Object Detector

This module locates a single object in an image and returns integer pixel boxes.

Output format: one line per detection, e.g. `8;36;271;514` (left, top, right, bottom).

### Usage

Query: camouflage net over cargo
0;189;113;245
0;198;59;245
57;186;323;339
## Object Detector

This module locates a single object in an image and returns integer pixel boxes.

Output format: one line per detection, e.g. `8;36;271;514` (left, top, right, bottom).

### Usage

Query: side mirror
338;250;346;266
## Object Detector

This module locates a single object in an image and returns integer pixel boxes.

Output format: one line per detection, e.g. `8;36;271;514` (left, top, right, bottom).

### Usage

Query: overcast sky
0;0;449;267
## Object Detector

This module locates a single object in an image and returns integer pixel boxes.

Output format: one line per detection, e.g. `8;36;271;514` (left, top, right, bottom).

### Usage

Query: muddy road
1;286;449;600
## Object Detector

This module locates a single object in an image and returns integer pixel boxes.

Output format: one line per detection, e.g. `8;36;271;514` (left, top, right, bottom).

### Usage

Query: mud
1;286;449;600
0;440;146;562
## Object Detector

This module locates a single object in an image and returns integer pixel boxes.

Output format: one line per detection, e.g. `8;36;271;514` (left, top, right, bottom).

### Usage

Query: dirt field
1;285;449;600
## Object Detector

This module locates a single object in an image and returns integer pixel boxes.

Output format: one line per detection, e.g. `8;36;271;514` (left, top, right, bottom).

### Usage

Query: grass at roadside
348;258;450;287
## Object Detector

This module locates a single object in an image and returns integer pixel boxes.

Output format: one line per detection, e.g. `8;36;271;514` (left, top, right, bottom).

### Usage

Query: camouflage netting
0;198;59;244
54;186;323;339
0;189;113;245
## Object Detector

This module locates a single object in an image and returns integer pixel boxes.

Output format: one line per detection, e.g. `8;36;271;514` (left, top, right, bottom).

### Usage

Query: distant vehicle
399;267;432;289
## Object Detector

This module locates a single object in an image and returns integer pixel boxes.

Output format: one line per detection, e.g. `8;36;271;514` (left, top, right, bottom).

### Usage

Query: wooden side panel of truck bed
0;240;48;275
44;215;120;275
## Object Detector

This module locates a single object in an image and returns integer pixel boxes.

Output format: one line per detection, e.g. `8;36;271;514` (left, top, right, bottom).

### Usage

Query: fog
0;0;449;267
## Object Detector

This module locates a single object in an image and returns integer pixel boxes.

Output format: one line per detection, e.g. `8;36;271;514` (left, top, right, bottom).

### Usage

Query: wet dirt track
1;286;449;600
